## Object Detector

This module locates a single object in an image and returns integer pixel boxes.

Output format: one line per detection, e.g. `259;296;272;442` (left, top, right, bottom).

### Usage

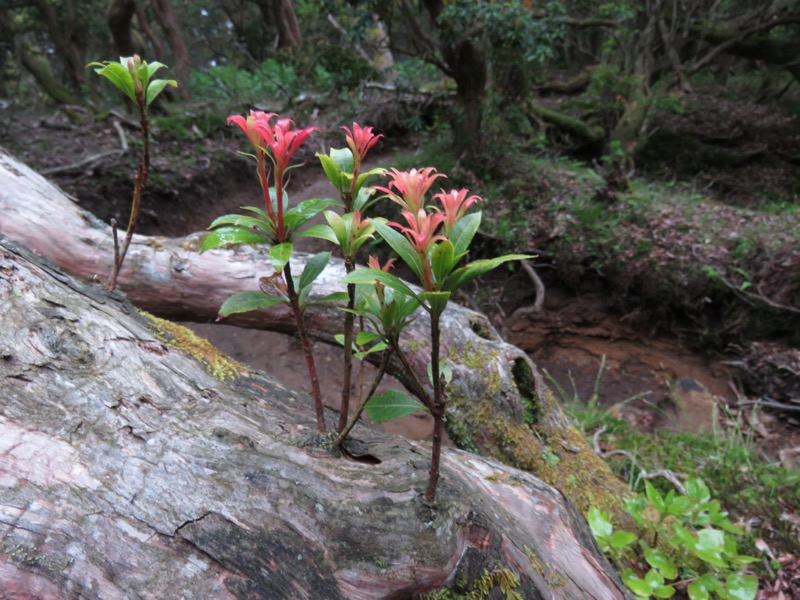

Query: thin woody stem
424;309;445;503
108;92;148;291
390;339;433;411
284;263;326;433
337;270;357;432
334;348;391;446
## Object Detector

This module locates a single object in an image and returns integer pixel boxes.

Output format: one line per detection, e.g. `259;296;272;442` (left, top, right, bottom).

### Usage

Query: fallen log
0;236;631;598
0;146;633;522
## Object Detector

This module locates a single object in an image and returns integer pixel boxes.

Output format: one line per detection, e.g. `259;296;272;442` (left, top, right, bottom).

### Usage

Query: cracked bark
0;147;634;527
0;235;632;598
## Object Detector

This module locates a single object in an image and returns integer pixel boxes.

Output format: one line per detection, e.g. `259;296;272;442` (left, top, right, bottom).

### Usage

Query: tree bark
0;147;634;525
28;0;85;88
251;0;303;50
0;10;80;106
149;0;191;96
0;234;632;598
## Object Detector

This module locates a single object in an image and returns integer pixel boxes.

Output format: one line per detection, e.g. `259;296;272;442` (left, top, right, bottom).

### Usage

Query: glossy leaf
444;254;533;292
610;530;638;550
317;153;347;195
365;390;427;422
309;291;349;305
284;197;338;233
341;268;419;300
89;61;136;102
201;227;269;252
449;211;481;256
297;223;337;243
208;213;273;237
587;507;613;540
693;529;728;568
299;251;331;291
724;573;757;600
644;548;677;579
419;290;451;316
270;243;293;272
218;291;284;318
371;219;424;281
431;240;456;285
646;481;666;514
146;78;178;106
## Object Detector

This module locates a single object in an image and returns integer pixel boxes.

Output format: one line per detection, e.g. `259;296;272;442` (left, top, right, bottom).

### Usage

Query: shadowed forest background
1;0;800;597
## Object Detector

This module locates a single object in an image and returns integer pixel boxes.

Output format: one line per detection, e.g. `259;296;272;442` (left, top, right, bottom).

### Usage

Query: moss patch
138;310;245;382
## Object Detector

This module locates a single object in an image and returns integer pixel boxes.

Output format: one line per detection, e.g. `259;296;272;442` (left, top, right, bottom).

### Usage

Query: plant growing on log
87;55;177;291
202;110;344;433
316;123;386;432
588;478;758;600
343;168;532;502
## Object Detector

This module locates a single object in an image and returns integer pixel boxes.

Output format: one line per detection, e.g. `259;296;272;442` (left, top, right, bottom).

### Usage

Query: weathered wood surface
0;147;633;520
0;236;631;598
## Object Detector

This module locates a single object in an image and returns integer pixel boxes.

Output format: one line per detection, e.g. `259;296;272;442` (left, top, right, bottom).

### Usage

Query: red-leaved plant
343;169;532;502
202;111;345;433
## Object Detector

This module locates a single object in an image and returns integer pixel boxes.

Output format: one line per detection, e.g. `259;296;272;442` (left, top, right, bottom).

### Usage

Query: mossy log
0;147;633;524
0;236;634;598
525;101;605;146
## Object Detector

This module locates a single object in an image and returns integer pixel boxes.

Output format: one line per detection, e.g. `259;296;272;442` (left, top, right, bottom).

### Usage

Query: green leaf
354;185;378;212
610;530;638;550
587;507;613;541
724;573;757;600
365;390;427;422
330;146;354;174
92;62;136;102
296;223;337;243
427;362;453;385
419;290;451;316
371;220;424;282
201;227;269;252
299;251;331;291
270;243;293;272
646;481;666;514
354;341;388;359
685;478;711;503
449;211;482;256
356;331;383;345
622;572;654;598
652;585;676;598
218;291;284;318
145;78;177;106
317;153;347;195
208;213;273;237
309;291;349;304
324;211;348;247
144;60;166;79
284;197;339;233
444;254;533;292
431;240;456;285
341;268;419;300
693;529;728;568
687;574;718;600
645;548;677;579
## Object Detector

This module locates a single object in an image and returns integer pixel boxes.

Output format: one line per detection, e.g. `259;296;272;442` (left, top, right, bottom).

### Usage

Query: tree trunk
251;0;302;50
149;0;191;96
28;0;85;88
0;234;632;598
107;0;138;56
0;147;635;526
0;10;80;106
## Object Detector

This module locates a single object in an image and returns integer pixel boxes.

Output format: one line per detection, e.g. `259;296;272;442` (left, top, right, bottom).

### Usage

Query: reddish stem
108;92;149;291
423;309;445;503
284;262;326;433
